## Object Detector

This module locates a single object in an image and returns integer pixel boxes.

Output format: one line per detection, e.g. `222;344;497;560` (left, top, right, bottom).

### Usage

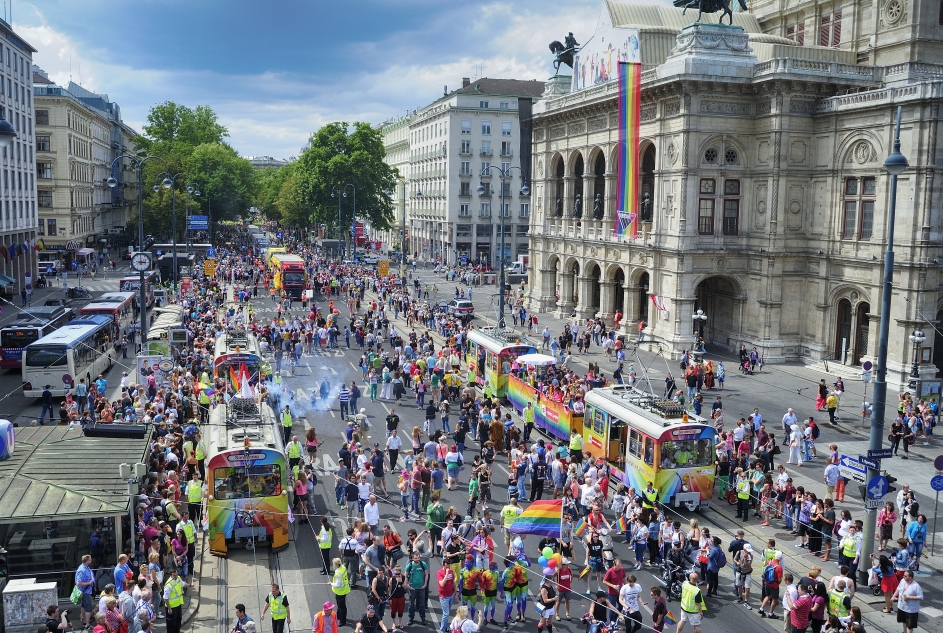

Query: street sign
867;475;889;499
861;371;873;383
869;448;893;459
204;260;216;276
864;498;883;510
188;215;209;230
206;247;217;260
838;454;867;483
859;455;880;470
935;454;943;471
378;259;389;277
931;475;943;492
862;360;873;383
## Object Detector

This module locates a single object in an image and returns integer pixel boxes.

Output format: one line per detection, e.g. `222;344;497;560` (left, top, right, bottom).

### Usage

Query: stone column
583;176;597;236
556;271;576;317
533;266;557;312
575;275;595;320
598;281;616;321
605;172;616;222
623;284;640;331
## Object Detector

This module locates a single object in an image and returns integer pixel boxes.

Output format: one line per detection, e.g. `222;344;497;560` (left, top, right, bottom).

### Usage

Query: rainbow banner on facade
615;61;642;239
507;499;563;538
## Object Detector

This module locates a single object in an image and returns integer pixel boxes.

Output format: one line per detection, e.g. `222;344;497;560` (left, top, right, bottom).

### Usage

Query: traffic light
884;471;897;495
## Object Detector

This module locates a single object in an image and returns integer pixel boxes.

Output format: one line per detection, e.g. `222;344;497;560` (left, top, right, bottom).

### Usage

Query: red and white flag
650;294;668;312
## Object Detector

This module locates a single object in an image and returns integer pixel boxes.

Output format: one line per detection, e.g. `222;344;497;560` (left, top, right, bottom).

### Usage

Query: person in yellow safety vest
318;516;333;575
331;558;351;626
523;403;535;443
677;572;705;633
194;432;207;480
162;567;187;633
467;366;476;386
179;510;197;576
281;405;293;445
734;468;751;522
313;602;339;633
261;583;291;633
827;582;851;619
286;434;303;470
838;525;861;571
642;482;658;510
569;431;584;464
197;390;211;425
186;472;204;527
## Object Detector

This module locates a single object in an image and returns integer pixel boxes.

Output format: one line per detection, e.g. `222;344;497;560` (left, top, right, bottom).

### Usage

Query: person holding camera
45;605;72;632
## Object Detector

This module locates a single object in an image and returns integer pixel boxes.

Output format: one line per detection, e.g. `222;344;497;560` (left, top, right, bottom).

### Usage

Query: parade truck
270;252;306;299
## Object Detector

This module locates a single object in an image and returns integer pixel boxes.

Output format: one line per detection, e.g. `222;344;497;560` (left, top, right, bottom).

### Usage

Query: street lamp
107;154;171;347
155;172;186;291
344;184;357;259
908;330;926;390
693;308;707;335
186;183;201;251
386;178;408;280
477;165;529;328
860;105;908;585
0;114;16;148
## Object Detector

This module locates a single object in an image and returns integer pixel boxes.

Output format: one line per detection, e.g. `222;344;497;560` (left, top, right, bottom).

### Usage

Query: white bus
80;295;135;339
22;315;115;397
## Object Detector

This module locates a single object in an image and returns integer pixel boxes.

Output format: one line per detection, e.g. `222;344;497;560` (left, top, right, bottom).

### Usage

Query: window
843;177;875;239
461;140;471;154
501;162;510;173
48;218;57;235
786;19;805;45
481;161;491;176
36;110;49;125
501;181;511;197
517;224;529;235
481;121;491;135
629;430;643;458
38;190;52;208
479;101;489;109
36;162;52;179
457;223;471;236
460;161;471;176
700;178;715;194
723;179;740;235
480;202;492;217
481;140;491;155
698;199;714;234
502;121;512;136
461;120;471;134
501;141;513;156
460;182;471;196
501;202;510;217
520;203;530;219
459;204;470;217
36;135;50;151
724;149;739;165
820;11;842;46
477;224;492;237
500;102;510;110
37;218;44;235
704;148;718;164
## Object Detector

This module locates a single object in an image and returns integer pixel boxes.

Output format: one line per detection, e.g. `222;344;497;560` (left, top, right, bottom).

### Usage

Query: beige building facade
528;0;943;389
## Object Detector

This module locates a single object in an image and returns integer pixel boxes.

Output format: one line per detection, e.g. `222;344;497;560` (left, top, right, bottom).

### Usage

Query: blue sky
13;0;641;159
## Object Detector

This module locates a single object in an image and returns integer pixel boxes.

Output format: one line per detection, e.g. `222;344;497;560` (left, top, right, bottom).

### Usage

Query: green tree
254;163;297;223
295;122;397;234
275;169;313;228
185;143;256;224
135;102;229;154
137;188;190;243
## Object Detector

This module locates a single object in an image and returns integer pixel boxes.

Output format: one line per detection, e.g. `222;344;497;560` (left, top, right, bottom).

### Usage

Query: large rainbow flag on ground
615;61;642;239
507;499;562;538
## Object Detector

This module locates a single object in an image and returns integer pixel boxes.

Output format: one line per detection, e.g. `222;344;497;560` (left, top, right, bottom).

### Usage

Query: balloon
537;556;548;567
547;558;558;569
542;547;554;559
553;553;563;563
543;567;554;576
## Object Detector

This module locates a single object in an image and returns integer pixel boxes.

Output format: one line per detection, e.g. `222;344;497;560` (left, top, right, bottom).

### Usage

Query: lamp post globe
0;116;16;148
106;177;118;188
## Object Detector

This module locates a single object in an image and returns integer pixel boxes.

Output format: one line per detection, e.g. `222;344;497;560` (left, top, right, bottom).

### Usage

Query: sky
10;0;659;160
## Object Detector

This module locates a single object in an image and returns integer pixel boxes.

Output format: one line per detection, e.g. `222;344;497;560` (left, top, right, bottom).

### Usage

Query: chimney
462;77;470;88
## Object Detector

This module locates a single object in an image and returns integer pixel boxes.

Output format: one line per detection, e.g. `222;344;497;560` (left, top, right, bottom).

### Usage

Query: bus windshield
283;272;305;284
25;345;68;367
213;465;282;499
1;330;39;348
660;439;714;469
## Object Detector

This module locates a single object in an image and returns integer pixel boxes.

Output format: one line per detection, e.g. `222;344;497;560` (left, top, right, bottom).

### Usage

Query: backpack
718;550;728;568
810;423;820;440
763;563;776;583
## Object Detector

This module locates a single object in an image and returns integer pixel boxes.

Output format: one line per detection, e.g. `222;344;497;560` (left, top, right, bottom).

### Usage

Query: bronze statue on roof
549;32;580;73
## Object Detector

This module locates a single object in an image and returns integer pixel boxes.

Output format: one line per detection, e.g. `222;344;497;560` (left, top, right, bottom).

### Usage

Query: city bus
22;315;115;397
206;396;288;557
119;272;159;307
464;327;537;399
80;295;135;339
583;385;716;510
0;306;74;369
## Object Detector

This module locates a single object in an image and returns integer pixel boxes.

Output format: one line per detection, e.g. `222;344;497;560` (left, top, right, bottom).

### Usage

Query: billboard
572;7;641;92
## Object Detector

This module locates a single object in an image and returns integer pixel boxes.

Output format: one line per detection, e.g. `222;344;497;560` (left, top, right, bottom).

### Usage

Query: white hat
743;543;753;552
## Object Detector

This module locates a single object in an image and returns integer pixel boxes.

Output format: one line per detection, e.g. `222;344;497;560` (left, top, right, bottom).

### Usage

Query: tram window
213;465;282;499
659;439;714;469
487;351;498;373
591;408;607;435
643;438;654;466
629;430;643;458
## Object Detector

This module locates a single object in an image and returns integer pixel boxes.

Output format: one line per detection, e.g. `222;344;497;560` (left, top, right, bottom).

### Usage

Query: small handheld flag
573;517;588;538
664;612;677;626
616;517;628;532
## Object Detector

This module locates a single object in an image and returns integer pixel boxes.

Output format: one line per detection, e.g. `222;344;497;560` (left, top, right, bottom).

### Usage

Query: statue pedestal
657;22;757;80
543;74;572;98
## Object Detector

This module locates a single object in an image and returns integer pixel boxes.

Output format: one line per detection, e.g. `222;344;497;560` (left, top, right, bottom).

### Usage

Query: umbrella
516;353;557;366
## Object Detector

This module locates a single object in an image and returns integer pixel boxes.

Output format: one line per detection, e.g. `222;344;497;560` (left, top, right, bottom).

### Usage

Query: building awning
0;274;14;287
0;425;151;524
76;247;95;256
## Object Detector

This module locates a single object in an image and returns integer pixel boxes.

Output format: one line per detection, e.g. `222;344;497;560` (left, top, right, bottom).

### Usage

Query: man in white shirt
780;573;796;633
619;575;646;633
363;495;380;533
781;409;797;444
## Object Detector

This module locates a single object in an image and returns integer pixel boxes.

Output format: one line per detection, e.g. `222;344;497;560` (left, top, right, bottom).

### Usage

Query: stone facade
527;1;943;389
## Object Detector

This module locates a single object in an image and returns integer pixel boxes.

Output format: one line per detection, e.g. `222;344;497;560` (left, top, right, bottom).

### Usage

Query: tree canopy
294;122;397;232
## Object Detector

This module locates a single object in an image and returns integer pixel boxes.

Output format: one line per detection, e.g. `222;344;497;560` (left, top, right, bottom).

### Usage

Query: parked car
446;299;475;316
363;255;380;265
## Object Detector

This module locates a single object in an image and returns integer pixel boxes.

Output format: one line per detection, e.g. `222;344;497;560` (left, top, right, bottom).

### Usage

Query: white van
37;260;62;273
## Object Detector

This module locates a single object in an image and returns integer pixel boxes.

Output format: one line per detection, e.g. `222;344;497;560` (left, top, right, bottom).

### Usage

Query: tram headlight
681;484;689;492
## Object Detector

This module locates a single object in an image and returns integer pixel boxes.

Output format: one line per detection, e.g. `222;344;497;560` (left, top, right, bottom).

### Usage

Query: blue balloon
537;556;548;567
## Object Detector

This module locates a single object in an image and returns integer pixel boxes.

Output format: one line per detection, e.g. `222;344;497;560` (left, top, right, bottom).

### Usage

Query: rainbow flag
614;61;642;239
664;612;677;626
229;365;240;391
573;517;588;538
616;516;627;532
507;499;562;538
